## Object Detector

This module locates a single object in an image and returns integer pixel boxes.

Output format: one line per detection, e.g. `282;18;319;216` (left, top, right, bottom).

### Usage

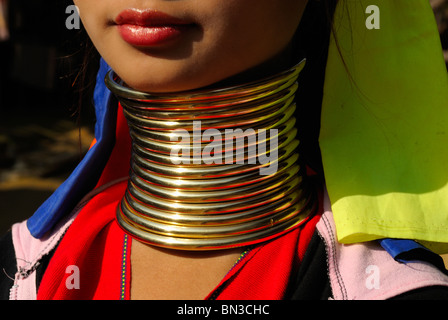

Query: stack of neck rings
104;59;317;251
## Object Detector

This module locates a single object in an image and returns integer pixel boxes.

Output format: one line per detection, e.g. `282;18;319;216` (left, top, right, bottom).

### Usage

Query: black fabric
0;230;16;300
395;247;448;275
391;286;448;300
288;232;332;300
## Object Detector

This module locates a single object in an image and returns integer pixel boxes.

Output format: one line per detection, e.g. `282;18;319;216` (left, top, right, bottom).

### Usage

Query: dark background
0;0;95;234
0;1;447;235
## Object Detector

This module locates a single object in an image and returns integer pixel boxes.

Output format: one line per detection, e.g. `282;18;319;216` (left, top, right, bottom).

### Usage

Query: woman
2;0;448;300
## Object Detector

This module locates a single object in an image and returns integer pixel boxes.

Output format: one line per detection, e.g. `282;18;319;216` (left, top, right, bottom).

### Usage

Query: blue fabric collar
27;59;117;238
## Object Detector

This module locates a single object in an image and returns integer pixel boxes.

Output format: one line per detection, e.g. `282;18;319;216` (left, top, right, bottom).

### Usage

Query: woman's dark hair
62;25;99;158
71;27;100;120
293;0;339;176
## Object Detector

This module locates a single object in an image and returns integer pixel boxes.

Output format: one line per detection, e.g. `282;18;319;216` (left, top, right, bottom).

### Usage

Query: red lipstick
115;9;192;47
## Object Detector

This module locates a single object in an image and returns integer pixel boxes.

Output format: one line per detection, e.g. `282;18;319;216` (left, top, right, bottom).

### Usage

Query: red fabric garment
36;178;321;300
207;212;321;300
36;181;130;300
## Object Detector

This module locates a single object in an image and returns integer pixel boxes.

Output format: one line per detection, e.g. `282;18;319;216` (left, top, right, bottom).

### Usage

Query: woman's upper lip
115;8;192;26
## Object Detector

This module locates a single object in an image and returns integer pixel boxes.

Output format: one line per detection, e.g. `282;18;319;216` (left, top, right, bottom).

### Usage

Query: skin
74;0;308;93
73;0;308;299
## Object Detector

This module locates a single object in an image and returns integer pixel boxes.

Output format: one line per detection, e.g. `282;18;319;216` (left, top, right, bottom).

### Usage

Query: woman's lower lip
117;24;186;47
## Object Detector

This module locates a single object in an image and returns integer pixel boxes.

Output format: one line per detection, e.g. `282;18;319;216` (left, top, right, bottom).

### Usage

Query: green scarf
320;0;448;253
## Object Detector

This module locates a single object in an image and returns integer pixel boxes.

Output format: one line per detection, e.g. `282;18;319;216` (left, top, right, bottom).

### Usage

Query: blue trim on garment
379;238;429;262
27;59;116;238
379;238;447;274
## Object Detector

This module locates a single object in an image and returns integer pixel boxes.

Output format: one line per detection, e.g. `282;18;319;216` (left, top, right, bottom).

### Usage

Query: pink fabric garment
317;190;448;300
10;211;77;300
9;178;127;300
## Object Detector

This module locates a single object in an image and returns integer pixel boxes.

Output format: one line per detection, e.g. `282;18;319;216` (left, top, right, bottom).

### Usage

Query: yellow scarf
320;0;448;253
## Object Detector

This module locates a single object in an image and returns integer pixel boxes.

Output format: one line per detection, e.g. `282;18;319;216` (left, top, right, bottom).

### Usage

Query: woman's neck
207;43;297;90
105;58;317;251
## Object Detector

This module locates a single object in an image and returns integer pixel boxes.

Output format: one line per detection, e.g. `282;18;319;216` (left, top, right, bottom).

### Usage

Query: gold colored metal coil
105;59;317;250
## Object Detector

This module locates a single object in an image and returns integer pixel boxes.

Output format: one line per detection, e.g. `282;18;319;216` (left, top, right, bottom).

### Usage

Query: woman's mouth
115;9;194;47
